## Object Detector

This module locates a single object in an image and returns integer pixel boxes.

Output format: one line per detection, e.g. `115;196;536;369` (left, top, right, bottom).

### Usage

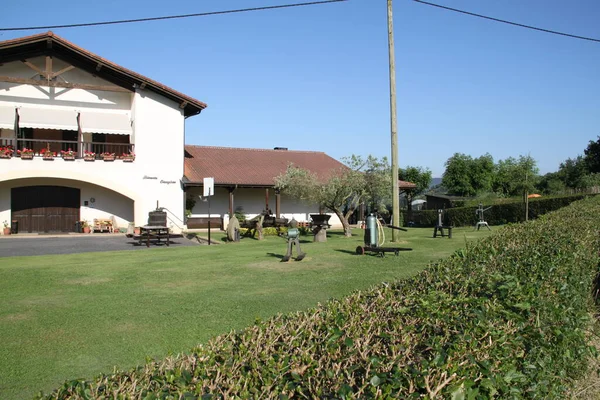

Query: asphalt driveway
0;234;201;258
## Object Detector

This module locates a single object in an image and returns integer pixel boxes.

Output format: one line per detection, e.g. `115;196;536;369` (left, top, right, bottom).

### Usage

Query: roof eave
0;32;207;117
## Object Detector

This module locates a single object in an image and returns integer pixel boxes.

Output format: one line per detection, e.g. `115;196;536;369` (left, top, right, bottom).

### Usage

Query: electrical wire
0;0;348;32
413;0;600;44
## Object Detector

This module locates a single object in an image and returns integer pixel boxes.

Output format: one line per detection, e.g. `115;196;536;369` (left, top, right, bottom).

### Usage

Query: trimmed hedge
406;194;590;227
38;197;600;399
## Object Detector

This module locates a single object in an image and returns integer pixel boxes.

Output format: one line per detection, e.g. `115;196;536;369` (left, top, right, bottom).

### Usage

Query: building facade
183;146;348;228
0;32;206;233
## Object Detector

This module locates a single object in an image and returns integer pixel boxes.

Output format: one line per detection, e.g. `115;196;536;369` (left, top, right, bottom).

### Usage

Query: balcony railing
0;138;134;160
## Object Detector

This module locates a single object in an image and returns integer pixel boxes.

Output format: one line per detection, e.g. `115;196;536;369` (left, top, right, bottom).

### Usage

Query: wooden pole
275;190;281;218
388;0;400;241
525;158;529;221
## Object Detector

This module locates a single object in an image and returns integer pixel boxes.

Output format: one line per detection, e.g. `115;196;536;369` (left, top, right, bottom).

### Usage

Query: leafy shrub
38;197;600;399
234;206;247;222
406;193;590;227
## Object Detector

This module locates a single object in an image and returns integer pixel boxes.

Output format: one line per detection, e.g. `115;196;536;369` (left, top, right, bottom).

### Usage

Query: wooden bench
135;226;170;247
93;219;113;233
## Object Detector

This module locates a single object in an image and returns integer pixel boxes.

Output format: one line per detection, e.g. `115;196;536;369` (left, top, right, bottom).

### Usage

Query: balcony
0;138;134;160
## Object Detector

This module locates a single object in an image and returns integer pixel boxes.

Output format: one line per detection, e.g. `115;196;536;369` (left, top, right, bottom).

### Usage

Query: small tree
275;155;389;237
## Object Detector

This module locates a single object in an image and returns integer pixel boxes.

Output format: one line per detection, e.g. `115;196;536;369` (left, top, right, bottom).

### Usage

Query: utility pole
388;0;400;241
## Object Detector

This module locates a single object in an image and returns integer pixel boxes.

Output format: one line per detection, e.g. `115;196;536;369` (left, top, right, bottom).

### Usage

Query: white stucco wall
0;59;188;232
186;187;342;228
0;57;132;112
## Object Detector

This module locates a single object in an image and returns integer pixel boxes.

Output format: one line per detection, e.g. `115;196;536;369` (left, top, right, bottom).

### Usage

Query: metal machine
356;213;412;257
475;203;492;231
281;220;306;262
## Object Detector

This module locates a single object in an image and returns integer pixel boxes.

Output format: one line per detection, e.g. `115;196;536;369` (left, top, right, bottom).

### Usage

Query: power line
0;0;348;32
413;0;600;44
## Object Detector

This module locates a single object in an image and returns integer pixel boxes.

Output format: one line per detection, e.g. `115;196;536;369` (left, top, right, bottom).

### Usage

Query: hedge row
38;197;600;399
406;194;590;227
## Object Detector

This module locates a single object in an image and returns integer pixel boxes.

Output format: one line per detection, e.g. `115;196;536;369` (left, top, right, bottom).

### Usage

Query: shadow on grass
266;252;285;260
327;231;353;237
335;249;358;255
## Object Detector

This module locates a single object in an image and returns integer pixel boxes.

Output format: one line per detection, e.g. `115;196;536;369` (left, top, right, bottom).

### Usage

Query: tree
493;155;539;197
493;157;517;196
536;172;566;195
442;153;494;196
471;154;495;194
557;156;588;189
363;156;392;216
442;153;474;196
584;136;600;173
398;166;432;209
275;155;389;237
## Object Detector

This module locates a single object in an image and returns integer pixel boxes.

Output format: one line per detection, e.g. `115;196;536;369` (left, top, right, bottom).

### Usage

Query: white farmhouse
0;32;206;234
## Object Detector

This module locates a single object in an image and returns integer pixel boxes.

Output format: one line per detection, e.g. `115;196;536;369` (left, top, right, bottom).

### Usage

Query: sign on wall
203;177;214;197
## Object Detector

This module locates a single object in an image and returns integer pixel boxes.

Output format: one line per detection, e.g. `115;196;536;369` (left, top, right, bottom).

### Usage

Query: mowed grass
0;227;492;399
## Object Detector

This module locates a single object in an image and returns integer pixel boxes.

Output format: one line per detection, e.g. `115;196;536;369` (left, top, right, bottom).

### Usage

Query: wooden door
11;186;80;233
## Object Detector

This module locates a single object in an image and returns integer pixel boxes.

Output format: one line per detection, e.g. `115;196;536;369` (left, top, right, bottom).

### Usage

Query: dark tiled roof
184;146;348;186
0;32;207;117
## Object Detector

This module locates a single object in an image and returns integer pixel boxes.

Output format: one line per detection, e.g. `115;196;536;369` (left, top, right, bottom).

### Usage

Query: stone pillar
313;226;327;242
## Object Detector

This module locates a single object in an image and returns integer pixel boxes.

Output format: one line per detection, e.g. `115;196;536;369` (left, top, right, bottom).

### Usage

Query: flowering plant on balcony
41;148;56;159
0;146;14;158
83;150;96;161
17;148;34;159
61;148;76;160
121;151;135;162
101;152;116;161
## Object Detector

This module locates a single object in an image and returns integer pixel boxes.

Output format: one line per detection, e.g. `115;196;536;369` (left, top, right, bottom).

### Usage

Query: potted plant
101;152;115;161
41;148;56;160
81;220;91;234
121;151;135;162
83;150;96;161
17;148;34;160
2;220;10;235
0;146;14;159
61;148;76;161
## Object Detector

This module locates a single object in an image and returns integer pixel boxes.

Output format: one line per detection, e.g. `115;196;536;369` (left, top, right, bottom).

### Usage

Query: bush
38;197;600;399
406;193;590;227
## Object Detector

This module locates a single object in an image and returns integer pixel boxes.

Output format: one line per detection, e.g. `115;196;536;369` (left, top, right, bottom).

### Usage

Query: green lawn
0;227;492;399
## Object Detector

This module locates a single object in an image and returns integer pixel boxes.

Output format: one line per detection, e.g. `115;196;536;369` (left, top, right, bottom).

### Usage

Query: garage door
11;186;80;233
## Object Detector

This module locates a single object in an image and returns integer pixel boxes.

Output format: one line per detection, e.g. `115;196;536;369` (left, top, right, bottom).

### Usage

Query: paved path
0;234;200;258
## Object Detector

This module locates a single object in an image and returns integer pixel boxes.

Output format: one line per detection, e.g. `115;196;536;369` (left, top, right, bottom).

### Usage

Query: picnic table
135;225;170;247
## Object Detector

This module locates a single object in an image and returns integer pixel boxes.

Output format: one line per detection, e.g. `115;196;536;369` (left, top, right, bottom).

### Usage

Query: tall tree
398;166;432;209
493;157;518;196
275;155;389;237
442;153;474;196
442;153;494;196
557;156;588;189
471;154;495;193
584;136;600;173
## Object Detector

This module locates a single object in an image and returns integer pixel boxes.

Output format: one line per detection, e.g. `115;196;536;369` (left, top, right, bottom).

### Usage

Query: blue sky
2;0;599;177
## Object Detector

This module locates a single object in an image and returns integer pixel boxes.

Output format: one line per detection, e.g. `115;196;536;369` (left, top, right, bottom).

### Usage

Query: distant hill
429;177;442;188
